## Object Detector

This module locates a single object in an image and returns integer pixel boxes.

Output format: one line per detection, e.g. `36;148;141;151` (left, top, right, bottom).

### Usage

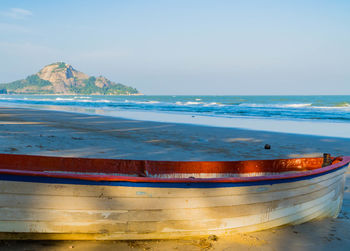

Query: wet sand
0;107;349;250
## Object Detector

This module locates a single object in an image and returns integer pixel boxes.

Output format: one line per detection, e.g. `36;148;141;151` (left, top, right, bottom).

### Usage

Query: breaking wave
0;95;349;122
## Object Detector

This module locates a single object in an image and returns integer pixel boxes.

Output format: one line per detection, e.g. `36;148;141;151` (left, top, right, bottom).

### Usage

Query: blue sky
0;0;349;95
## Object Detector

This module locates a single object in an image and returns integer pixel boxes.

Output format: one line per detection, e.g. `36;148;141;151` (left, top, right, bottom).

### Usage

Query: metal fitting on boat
322;153;332;167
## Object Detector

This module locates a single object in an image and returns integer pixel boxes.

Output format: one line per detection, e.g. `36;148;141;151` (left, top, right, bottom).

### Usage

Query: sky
0;0;349;95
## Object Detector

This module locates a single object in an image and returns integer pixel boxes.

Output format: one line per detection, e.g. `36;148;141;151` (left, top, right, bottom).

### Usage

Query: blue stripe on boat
0;164;346;188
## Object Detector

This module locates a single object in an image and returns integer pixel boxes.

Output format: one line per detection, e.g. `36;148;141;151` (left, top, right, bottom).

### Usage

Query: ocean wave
174;101;226;106
124;100;160;104
185;101;201;105
0;97;55;102
0;95;349;122
175;101;202;105
55;98;74;101
79;99;111;103
238;103;311;108
203;102;224;107
282;103;312;108
334;102;350;107
74;96;91;99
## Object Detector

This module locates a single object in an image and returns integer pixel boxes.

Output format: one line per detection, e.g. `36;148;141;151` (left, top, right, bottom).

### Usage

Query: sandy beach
0;107;349;250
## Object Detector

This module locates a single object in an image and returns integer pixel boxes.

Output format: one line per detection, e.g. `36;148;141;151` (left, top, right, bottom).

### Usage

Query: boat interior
0;154;342;179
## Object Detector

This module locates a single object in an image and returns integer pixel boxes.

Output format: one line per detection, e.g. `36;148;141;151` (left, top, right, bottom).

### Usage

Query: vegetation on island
0;75;54;94
70;77;138;95
0;62;139;95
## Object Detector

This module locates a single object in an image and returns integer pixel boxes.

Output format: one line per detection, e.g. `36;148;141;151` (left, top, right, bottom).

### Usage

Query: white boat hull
0;164;346;240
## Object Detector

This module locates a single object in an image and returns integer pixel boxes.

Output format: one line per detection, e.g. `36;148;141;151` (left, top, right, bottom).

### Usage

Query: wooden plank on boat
0;177;342;211
0;190;338;235
0;178;340;223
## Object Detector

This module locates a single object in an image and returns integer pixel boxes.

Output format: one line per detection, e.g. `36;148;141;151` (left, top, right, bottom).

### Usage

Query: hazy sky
0;0;349;95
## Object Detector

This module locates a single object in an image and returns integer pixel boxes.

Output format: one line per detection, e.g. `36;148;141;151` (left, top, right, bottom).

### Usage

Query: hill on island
0;62;139;95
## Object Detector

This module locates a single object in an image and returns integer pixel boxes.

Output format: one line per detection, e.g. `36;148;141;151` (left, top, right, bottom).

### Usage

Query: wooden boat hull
0;156;348;240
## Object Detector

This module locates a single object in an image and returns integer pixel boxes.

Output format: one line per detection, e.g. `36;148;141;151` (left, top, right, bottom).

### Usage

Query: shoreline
0;101;350;139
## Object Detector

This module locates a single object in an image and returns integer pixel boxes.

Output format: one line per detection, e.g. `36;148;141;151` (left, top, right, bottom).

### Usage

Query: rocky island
0;62;139;95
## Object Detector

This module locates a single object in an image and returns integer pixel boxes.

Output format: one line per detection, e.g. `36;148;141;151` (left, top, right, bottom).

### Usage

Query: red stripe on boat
0;154;348;183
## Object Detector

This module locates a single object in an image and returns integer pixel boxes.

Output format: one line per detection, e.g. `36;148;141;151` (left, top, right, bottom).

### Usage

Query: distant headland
0;62;140;95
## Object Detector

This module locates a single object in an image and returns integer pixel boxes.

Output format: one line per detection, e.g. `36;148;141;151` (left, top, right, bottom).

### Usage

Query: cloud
1;8;32;19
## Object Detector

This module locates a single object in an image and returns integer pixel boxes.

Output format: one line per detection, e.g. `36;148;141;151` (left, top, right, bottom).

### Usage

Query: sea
0;94;349;138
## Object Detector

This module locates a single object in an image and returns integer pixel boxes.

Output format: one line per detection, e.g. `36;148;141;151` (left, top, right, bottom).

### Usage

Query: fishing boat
0;153;348;240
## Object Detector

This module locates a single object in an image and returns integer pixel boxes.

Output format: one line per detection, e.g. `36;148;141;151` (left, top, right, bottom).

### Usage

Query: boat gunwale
0;155;348;184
